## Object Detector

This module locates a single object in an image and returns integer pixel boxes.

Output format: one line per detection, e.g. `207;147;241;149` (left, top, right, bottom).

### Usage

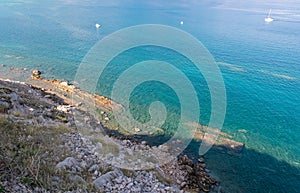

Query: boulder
88;164;100;173
60;81;69;87
55;157;80;171
67;174;86;185
31;70;42;80
93;168;123;190
32;69;41;76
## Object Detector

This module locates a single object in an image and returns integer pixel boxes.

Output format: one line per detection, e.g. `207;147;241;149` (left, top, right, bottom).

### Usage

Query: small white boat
264;9;274;23
95;23;101;29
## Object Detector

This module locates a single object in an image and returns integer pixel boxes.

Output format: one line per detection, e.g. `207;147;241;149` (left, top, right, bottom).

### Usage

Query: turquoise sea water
1;1;300;192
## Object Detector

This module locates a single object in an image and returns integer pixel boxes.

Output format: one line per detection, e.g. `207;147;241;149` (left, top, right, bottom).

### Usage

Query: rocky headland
0;68;243;192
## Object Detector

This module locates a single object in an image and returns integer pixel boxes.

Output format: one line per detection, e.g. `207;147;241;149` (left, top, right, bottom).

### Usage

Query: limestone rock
67;174;86;185
93;168;123;190
55;157;80;171
60;81;69;87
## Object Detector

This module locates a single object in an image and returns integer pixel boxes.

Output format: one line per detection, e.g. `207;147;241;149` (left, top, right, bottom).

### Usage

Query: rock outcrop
31;69;42;80
0;76;222;193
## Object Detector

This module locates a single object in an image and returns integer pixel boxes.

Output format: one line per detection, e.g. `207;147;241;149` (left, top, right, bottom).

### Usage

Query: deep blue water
0;1;300;192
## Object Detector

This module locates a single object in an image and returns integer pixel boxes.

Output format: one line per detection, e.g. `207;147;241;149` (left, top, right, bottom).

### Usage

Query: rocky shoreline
0;71;222;192
28;69;244;152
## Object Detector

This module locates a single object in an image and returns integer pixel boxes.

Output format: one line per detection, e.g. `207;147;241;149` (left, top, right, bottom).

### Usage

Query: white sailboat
265;9;274;23
95;23;101;29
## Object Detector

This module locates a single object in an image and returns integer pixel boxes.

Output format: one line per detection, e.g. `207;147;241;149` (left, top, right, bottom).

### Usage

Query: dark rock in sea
198;157;205;163
161;153;216;191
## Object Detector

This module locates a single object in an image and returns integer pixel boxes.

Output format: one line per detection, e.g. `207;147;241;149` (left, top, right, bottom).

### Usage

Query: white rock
56;105;70;113
60;81;69;87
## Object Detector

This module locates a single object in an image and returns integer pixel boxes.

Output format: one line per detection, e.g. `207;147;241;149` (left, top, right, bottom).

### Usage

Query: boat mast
268;9;272;17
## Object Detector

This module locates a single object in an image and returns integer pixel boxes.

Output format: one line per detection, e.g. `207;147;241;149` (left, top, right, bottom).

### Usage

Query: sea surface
0;0;300;192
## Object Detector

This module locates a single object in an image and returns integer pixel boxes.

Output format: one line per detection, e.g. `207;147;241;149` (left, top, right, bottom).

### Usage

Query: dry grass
82;129;120;157
0;115;84;192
